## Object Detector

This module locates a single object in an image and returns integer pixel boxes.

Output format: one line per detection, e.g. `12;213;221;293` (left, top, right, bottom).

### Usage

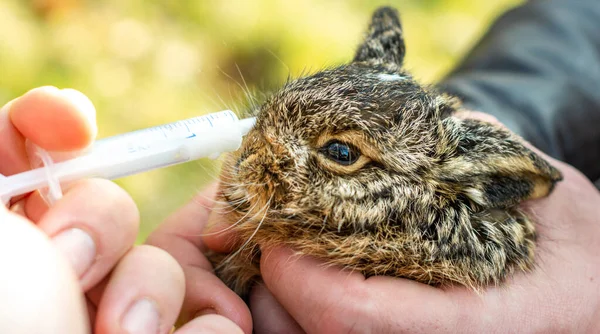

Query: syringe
0;110;256;206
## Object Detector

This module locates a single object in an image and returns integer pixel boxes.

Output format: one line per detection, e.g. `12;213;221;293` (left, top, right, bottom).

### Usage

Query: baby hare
208;6;562;297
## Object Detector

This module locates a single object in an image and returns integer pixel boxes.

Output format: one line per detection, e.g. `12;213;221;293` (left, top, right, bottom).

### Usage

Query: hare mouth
219;153;273;218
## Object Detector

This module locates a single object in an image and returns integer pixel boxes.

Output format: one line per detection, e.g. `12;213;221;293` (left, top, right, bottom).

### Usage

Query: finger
0;207;89;333
9;86;97;152
175;314;244;334
35;178;139;291
19;190;49;222
260;246;462;333
145;182;252;334
249;283;304;334
0;99;28;175
260;247;367;332
0;87;97;207
202;201;242;253
177;266;252;333
0;86;96;175
147;182;219;256
94;245;185;334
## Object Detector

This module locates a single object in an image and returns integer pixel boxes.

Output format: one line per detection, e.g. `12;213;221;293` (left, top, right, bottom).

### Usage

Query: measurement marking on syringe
1;110;255;206
184;123;193;136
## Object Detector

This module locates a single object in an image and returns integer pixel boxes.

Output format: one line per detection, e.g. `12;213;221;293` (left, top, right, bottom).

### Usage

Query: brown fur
207;6;563;297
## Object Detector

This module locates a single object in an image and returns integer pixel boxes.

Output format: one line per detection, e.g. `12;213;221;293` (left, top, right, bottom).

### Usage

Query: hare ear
438;118;563;208
353;6;406;66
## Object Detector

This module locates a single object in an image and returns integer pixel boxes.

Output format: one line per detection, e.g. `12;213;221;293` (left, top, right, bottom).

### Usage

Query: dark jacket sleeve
438;0;600;185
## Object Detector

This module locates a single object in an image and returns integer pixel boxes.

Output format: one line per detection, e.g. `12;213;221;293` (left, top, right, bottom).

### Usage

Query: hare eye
320;140;360;165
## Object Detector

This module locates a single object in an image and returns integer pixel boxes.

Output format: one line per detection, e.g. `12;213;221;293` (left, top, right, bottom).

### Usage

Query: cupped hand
145;183;253;333
205;112;600;333
0;87;242;333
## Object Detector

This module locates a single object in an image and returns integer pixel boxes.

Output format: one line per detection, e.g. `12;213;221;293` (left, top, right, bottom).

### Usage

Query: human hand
145;183;253;333
204;112;600;333
0;87;242;333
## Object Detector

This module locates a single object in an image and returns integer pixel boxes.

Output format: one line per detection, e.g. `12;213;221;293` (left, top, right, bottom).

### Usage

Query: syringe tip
239;117;257;136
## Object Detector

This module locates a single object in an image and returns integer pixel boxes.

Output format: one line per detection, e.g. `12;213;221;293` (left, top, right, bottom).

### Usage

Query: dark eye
320;140;361;165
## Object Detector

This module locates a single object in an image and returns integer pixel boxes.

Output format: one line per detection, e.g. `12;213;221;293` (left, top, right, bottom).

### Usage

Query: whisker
215;193;259;214
235;63;259;109
192;191;257;213
217;65;259;111
193;164;226;182
204;194;248;208
194;165;235;185
190;196;236;210
193;161;268;188
265;47;291;76
208;85;242;116
217;193;273;269
214;171;268;187
199;88;229;112
196;199;260;237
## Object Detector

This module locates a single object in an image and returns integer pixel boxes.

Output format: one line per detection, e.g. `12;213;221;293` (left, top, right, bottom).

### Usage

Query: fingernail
52;228;96;277
122;298;160;334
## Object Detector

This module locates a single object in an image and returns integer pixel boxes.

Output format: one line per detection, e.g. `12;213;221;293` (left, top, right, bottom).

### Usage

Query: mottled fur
207;6;562;297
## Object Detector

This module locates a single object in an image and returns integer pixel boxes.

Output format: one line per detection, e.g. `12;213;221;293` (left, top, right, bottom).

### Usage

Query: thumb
259;246;368;332
0;209;89;333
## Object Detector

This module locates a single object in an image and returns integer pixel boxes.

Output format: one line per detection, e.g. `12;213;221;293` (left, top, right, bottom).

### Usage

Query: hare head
209;6;562;296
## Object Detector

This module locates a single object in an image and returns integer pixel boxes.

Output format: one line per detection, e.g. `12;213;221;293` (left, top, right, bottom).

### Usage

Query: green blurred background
0;0;522;242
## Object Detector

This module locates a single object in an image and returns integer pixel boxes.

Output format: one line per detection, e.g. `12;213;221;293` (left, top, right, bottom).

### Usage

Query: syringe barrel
92;110;241;155
87;123;243;180
0;110;252;205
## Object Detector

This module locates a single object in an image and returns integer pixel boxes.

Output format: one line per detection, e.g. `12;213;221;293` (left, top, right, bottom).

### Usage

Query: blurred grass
0;0;522;243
